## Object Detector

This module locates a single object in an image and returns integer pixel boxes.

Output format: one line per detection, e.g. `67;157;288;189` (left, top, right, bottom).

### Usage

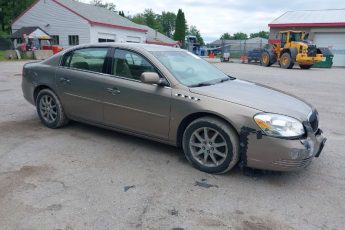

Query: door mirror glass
140;72;160;84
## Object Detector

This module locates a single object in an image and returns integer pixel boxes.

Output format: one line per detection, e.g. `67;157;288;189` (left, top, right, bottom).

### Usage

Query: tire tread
182;116;239;174
36;89;69;129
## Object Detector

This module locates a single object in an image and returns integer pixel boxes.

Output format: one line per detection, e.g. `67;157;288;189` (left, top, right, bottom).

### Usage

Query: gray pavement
0;61;344;230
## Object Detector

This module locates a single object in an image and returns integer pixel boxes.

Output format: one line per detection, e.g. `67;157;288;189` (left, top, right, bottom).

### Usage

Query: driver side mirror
140;72;169;86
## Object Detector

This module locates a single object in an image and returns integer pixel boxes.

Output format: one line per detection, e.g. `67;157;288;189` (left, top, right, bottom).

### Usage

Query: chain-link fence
208;38;269;58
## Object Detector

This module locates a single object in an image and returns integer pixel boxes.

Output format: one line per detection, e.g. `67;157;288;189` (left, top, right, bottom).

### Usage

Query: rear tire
261;51;272;67
182;117;239;174
280;52;295;69
299;64;313;69
36;89;69;129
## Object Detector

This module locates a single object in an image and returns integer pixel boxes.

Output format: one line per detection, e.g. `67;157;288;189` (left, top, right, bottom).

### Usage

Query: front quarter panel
169;87;261;144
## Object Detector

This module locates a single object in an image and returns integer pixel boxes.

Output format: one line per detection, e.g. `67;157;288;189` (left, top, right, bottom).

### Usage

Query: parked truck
247;48;265;63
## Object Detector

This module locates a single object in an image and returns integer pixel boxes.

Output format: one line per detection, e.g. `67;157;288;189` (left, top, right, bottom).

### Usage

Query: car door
56;47;110;122
102;48;171;140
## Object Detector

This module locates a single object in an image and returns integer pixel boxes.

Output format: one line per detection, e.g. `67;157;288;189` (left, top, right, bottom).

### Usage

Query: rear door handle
59;77;71;84
107;87;121;95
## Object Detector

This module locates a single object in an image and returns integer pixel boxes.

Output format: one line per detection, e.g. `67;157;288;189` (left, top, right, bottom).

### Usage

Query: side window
113;49;157;80
62;48;109;73
61;52;73;67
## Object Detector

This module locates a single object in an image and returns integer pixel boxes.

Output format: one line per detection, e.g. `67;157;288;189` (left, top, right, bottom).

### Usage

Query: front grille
273;157;313;168
308;110;319;132
307;45;317;57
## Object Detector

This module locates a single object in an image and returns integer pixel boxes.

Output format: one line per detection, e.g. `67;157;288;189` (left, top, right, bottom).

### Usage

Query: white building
269;9;345;67
11;0;178;48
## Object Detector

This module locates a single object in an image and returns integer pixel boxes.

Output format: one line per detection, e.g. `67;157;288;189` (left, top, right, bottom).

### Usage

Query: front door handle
59;77;71;84
107;87;121;95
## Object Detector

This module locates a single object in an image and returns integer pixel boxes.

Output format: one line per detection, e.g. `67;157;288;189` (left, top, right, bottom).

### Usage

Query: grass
0;50;34;61
0;51;5;61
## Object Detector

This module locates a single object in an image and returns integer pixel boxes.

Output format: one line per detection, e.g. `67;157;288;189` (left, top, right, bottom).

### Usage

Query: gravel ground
0;61;344;230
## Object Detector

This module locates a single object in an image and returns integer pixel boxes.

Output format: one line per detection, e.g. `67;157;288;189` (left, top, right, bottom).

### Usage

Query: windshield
151;51;229;87
290;32;303;42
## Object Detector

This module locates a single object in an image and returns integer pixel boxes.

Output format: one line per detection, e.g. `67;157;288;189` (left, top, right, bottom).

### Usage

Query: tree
158;11;176;38
131;13;146;25
143;9;163;32
119;11;125;17
173;9;187;46
91;0;116;12
188;25;204;45
220;33;231;40
232;32;248;40
0;3;5;31
131;9;163;32
0;0;35;34
250;31;269;39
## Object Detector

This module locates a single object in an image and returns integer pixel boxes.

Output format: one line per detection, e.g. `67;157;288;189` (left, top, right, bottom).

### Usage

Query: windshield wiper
190;82;214;87
219;78;230;83
190;76;236;87
214;77;233;84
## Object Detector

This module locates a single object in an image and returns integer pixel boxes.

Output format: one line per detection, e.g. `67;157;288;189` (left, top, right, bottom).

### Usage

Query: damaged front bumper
243;127;326;172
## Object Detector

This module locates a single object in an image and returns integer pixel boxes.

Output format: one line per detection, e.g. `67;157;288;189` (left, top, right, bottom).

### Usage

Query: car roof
68;42;181;52
45;42;184;67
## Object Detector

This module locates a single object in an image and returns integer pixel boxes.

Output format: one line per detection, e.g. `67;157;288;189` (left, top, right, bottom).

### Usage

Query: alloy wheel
39;95;57;123
189;127;228;167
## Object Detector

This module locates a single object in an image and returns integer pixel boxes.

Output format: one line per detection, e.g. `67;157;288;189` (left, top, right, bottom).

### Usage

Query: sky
79;0;345;42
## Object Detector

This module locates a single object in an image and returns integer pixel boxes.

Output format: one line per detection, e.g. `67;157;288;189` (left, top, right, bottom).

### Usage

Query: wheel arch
33;85;55;103
281;48;290;56
176;112;239;147
282;48;298;60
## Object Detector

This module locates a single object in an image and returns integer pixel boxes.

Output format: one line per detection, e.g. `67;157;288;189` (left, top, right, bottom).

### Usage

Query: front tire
182;117;239;174
280;52;294;69
36;89;69;129
261;51;272;67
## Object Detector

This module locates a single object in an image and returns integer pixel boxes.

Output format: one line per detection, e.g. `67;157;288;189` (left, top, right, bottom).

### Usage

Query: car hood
189;79;313;121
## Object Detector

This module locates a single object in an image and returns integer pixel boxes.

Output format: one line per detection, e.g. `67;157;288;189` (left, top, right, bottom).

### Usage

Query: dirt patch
0;89;12;93
0;119;40;133
46;203;62;211
235;215;294;230
0;165;52;200
199;217;227;228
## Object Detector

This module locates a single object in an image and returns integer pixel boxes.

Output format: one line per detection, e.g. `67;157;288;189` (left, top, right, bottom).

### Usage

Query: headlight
254;113;304;138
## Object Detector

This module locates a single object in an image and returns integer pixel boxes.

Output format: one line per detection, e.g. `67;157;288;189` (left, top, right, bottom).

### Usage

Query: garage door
314;33;345;67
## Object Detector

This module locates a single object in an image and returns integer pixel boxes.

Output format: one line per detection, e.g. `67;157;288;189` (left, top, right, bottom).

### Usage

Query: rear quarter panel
22;61;59;105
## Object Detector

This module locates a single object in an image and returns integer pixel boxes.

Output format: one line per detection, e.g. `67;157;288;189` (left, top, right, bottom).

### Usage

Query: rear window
62;48;109;73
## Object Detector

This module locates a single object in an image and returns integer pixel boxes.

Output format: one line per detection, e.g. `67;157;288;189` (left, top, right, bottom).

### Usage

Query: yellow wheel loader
261;30;324;69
